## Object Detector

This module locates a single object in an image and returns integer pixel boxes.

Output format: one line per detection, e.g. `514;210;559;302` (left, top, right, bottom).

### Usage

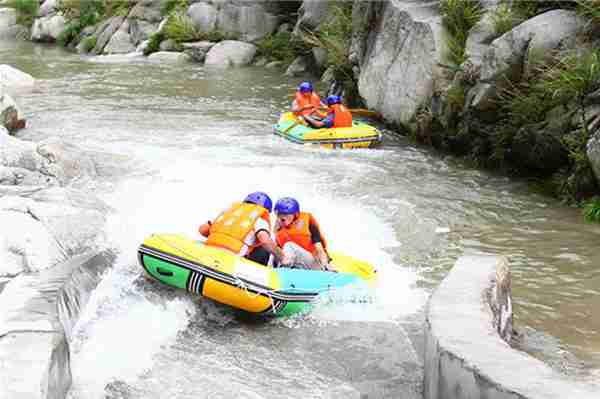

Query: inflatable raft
274;112;382;149
138;234;376;316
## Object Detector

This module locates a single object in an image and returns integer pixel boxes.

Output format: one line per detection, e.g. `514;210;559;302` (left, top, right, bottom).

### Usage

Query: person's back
198;192;284;266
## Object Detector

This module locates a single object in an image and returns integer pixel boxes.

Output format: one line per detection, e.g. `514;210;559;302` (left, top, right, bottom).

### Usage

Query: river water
2;38;599;397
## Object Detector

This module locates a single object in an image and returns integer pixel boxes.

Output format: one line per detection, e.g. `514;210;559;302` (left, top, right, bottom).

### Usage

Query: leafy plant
163;12;199;43
161;0;188;16
80;35;97;52
144;31;164;55
491;3;524;36
439;0;483;66
583;197;600;222
256;31;296;64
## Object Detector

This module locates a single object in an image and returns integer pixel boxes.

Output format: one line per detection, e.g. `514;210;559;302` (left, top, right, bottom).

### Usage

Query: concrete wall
424;255;599;399
0;251;114;399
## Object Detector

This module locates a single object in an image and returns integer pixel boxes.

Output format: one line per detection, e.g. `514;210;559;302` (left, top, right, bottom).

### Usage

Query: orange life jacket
330;104;353;128
205;202;271;255
294;92;323;117
275;212;327;256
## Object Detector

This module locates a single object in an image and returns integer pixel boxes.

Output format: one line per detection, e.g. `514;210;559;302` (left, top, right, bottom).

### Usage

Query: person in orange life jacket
197;192;284;266
273;197;335;272
307;95;353;129
291;81;327;128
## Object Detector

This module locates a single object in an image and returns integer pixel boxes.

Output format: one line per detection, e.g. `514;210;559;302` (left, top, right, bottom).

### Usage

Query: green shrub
439;0;483;66
583;197;600;222
256;31;296;63
491;3;524;36
80;35;97;52
161;0;188;16
162;12;200;43
5;0;39;26
144;31;164;55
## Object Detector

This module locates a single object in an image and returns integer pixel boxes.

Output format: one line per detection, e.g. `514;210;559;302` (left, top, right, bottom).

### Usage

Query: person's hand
281;253;292;266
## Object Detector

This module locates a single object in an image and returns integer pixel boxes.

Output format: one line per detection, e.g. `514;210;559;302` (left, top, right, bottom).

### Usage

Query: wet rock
321;65;335;84
31;14;66;42
0;93;26;133
312;47;328;71
187;0;279;42
147;51;192;63
353;0;448;124
0;251;114;399
129;18;157;45
0;8;17;38
277;22;292;34
284;55;310;77
204;40;257;68
92;16;125;55
104;20;136;54
464;10;498;69
183;41;216;63
588;131;600;186
265;60;284;69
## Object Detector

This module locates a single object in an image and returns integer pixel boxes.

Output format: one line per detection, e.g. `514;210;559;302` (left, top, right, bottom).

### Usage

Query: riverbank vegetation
4;0;38;26
439;0;482;66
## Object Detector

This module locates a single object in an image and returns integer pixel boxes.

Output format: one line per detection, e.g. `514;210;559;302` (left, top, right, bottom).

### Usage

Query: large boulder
147;51;192;63
30;14;66;42
352;0;449;125
588;131;600;186
187;0;279;42
204;40;257;67
467;9;586;111
92;16;126;55
0;8;17;37
0;64;36;95
0;136;99;185
293;0;332;35
0;193;105;277
104;20;136;54
128;0;163;23
129;18;158;45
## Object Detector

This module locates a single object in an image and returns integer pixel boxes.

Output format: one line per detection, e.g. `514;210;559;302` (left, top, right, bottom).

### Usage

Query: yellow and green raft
274;112;382;149
138;234;377;316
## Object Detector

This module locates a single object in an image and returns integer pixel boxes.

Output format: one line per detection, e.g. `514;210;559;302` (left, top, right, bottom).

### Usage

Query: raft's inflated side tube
138;234;377;316
274;112;382;149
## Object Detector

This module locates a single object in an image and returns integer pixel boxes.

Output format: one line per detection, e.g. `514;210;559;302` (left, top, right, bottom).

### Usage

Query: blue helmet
326;95;342;105
244;191;272;212
274;197;300;215
298;82;313;93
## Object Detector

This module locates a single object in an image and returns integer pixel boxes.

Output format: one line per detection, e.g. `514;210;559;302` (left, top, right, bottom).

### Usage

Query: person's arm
198;221;211;237
256;230;285;264
309;223;334;271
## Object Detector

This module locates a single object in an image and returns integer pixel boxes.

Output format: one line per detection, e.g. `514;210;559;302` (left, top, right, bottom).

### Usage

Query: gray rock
128;0;163;22
129;19;157;45
293;0;332;34
284;55;310;77
277;22;292;34
187;0;279;42
159;38;178;52
312;47;328;70
182;41;216;62
103;22;136;54
354;0;449;124
464;10;498;69
265;60;284;69
253;56;268;67
0;64;35;95
0;252;114;399
588;131;600;186
38;0;58;17
147;51;192;63
92;16;125;55
30;14;66;42
321;65;336;84
467;9;585;111
0;8;16;38
204;40;257;67
0;93;25;132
